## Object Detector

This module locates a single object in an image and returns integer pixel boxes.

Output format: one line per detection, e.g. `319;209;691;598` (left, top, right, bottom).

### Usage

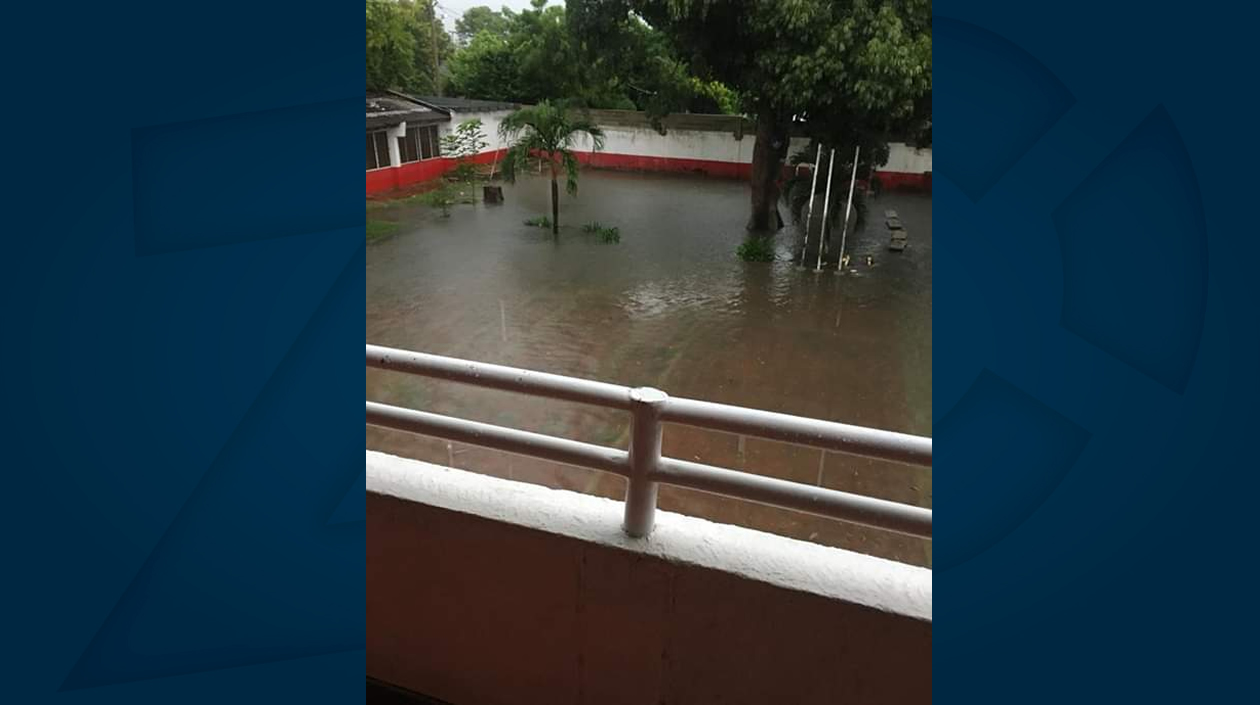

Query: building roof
366;91;450;130
412;95;519;113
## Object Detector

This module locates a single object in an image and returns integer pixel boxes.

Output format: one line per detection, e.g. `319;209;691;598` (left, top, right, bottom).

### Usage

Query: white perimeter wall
571;124;756;163
438;109;932;174
884;142;933;174
437;109;514;153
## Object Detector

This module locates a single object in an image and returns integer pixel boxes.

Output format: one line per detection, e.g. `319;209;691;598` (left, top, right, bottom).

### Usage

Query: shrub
419;185;456;217
736;236;775;262
441;119;489;185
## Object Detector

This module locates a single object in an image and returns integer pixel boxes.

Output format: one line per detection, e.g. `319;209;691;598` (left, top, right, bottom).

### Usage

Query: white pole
815;148;837;271
836;146;861;272
799;143;824;266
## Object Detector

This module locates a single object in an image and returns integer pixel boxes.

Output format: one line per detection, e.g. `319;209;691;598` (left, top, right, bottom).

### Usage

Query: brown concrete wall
367;491;931;705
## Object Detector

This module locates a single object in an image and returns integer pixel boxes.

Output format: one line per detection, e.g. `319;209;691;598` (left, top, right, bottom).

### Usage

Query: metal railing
366;344;932;540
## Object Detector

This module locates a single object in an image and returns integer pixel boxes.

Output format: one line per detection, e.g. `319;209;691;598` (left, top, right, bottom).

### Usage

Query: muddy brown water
367;170;932;566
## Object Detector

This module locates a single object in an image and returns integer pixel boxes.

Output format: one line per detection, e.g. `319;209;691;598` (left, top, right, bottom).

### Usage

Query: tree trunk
747;108;789;233
549;156;560;235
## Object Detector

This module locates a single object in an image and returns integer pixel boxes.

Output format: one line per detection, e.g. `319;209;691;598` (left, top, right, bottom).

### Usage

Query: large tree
454;5;511;45
366;0;454;94
573;0;931;232
366;0;416;91
447;29;520;100
447;0;739;114
499;101;606;234
449;0;583;104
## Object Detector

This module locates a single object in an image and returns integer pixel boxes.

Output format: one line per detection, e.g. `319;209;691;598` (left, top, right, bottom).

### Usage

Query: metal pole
367;344;634;410
661;396;932;467
815;148;837;271
366;401;631;475
624;387;667;537
654;457;933;538
799;143;823;266
429;1;442;96
837;146;861;272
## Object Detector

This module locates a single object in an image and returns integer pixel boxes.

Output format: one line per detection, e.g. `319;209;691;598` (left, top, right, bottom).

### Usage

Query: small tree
441;119;489;184
499;100;605;235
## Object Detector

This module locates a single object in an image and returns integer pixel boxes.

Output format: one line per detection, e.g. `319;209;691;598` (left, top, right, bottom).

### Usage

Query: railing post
624;387;667;537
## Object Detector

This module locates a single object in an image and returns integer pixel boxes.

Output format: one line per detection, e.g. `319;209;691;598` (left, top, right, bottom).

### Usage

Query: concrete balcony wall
367;451;931;705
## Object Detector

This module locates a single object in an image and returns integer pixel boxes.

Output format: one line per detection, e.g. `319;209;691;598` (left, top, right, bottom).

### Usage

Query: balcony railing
366;344;932;541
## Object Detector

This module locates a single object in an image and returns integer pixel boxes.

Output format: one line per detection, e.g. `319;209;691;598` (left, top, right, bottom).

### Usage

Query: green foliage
419;184;457;216
446;0;740;116
736;236;776;262
366;1;416;91
622;0;931;124
447;30;520;101
689;77;741;115
501;100;605;233
441;119;490;184
367;1;455;94
600;0;929;227
582;222;621;243
451;1;583;103
524;215;552;228
455;5;511;45
499;100;605;192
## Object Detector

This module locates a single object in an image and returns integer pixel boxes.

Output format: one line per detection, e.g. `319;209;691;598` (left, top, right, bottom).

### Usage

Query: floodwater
366;170;932;566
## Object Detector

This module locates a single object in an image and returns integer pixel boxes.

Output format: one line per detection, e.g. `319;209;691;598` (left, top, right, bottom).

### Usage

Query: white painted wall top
435;108;932;174
367;450;932;621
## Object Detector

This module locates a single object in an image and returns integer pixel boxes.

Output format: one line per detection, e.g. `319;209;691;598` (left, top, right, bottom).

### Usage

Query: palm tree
499;100;605;235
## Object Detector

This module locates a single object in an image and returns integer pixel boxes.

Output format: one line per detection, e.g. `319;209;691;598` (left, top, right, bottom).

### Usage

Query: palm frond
499;143;533;185
498;103;546;142
565;115;606;152
562;151;581;196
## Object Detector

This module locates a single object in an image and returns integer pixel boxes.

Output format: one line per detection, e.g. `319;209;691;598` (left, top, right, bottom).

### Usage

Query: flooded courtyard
366;170;932;566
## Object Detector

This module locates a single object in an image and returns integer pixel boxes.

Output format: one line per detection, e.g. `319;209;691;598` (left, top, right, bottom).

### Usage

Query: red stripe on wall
365;159;454;194
575;152;751;179
367;152;930;195
874;171;932;191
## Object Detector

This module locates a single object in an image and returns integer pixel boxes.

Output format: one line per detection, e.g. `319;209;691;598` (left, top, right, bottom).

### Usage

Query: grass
736;236;776;262
366;220;401;242
524;215;553;228
368;182;483;212
582;221;621;243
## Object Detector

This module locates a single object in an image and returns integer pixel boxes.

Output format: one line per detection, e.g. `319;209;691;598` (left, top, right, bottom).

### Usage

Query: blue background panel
3;1;364;702
935;2;1256;702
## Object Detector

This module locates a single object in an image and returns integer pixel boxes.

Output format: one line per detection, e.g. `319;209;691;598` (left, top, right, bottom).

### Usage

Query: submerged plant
419;185;456;217
582;221;621;243
524;215;553;228
736;236;775;262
